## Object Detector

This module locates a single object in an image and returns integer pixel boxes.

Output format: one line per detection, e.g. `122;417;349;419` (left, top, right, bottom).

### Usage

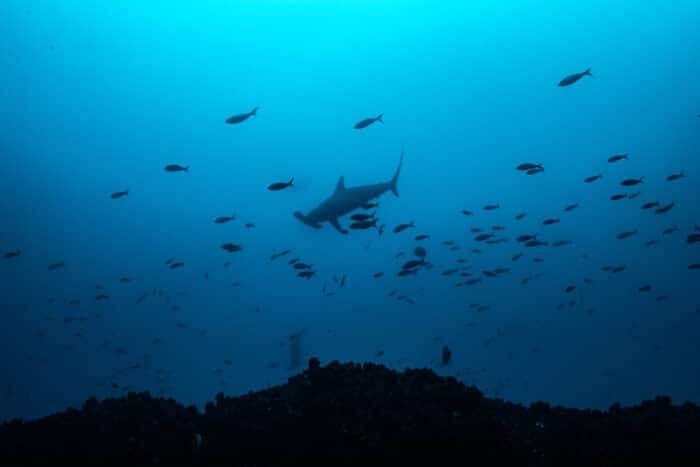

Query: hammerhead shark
294;150;403;234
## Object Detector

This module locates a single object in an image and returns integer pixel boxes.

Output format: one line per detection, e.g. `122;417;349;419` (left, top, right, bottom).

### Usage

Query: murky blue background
1;0;699;421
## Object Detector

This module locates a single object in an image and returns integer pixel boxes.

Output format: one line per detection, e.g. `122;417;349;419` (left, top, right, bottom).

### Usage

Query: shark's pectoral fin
329;218;348;234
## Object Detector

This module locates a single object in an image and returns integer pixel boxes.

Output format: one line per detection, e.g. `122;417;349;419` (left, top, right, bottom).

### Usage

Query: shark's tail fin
584;68;593;77
250;106;259;116
376;113;383;123
390;148;403;197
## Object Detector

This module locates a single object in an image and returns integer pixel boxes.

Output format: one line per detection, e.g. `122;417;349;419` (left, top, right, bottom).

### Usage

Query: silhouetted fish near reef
225;107;258;124
558;68;592;86
110;190;129;199
608;154;628;163
267;179;294;191
354;113;383;129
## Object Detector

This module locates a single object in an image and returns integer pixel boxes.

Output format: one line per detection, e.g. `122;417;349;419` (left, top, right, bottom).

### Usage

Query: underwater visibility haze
1;0;699;421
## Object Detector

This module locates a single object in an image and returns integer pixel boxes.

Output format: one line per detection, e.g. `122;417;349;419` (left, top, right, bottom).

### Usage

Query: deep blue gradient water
1;0;699;421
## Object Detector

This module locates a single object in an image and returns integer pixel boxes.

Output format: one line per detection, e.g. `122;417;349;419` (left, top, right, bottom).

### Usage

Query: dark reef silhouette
2;358;699;465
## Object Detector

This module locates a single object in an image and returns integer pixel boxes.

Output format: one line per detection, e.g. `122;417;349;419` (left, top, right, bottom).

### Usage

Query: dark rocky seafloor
2;358;699;466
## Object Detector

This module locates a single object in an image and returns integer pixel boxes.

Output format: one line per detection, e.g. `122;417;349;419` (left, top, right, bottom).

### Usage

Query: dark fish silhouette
110;190;129;199
221;243;243;253
666;173;684;182
350;219;377;230
516;163;543;171
688;264;700;270
415;234;430;240
225;107;258;124
610;193;627;201
164;164;188;172
565;285;576;293
558;68;592;86
543;218;560;225
373;272;384;278
616;230;637;240
48;261;64;271
483;204;499;211
3;250;20;259
639;285;652;292
474;233;495;241
413;246;427;258
354;113;383;129
641;201;660;210
655;202;674;214
169;262;184;268
267;179;294;191
350;212;375;221
270;249;291;261
215;215;235;224
461;209;474;216
393;222;415;233
515;213;526;220
584;174;602;183
621;178;643;186
662;226;678;235
564;203;579;211
608;154;628;163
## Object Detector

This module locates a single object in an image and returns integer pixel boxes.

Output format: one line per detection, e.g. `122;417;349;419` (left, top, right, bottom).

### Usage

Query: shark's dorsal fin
334;176;345;194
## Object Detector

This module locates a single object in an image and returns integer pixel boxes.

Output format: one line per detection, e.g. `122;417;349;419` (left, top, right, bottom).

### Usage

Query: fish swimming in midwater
3;250;20;259
688;264;700;270
461;209;474;216
526;167;544;175
415;234;430;241
515;213;526;220
621;178;643;186
552;240;573;247
221;243;243;252
542;218;560;225
662;226;679;235
565;285;576;293
655;202;674;214
525;239;548;247
267;179;294;191
512;252;523;261
639;285;652;292
350;210;375;222
297;270;315;279
584;174;602;183
666;173;684;182
48;261;64;271
270;249;291;261
627;192;641;199
474;233;495;242
564;203;579;212
215;215;236;224
616;230;637;240
354;113;383;129
558;68;593;86
413;246;427;258
164;164;188;173
169;262;184;268
608;154;628;163
516;163;543;171
641;201;660;210
110;190;129;199
225;107;258;124
393;222;415;233
350;219;378;230
483;204;500;210
610;193;627;201
373;272;384;278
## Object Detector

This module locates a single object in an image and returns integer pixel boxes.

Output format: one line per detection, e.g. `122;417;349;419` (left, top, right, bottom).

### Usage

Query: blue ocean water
1;0;698;421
